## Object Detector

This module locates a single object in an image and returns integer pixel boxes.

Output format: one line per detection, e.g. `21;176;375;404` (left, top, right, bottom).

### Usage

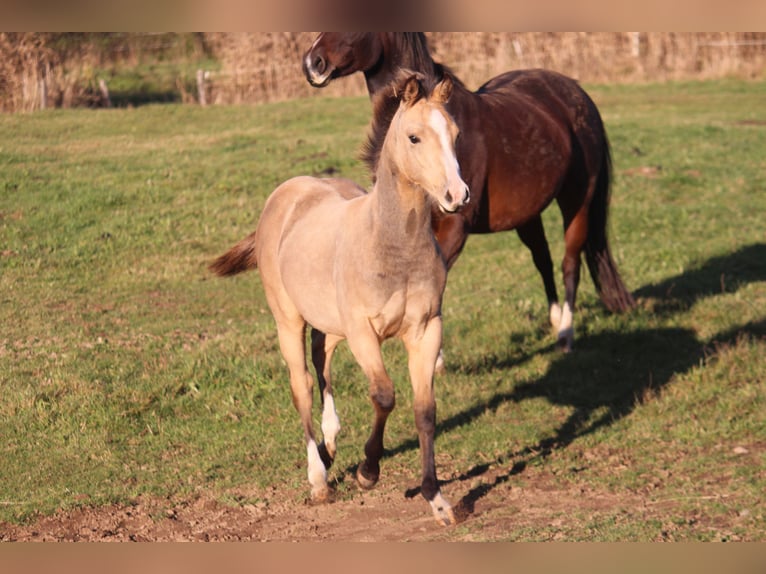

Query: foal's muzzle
440;181;470;213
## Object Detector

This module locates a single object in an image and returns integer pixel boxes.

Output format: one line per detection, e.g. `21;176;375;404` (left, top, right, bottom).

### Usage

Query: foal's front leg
404;315;455;526
346;329;395;490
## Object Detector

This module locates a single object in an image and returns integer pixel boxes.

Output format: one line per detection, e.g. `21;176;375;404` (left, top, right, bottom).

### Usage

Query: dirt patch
0;464;720;542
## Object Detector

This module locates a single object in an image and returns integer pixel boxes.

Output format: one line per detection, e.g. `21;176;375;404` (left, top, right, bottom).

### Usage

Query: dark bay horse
211;72;468;525
303;33;635;354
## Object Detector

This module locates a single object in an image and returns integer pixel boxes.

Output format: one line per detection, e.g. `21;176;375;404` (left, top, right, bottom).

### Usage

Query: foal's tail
585;139;636;313
209;231;258;277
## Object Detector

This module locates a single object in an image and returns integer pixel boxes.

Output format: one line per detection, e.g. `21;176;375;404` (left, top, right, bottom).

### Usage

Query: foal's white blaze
321;394;341;456
306;438;328;498
428;108;466;211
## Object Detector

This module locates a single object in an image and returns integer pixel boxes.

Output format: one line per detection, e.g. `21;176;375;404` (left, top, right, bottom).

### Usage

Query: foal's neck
370;164;433;251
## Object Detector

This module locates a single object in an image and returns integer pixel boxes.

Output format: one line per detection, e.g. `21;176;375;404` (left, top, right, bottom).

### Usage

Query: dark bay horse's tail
209;230;258;277
585;140;636;312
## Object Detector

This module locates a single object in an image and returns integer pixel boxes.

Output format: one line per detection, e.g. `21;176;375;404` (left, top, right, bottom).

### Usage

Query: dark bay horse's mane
360;33;466;173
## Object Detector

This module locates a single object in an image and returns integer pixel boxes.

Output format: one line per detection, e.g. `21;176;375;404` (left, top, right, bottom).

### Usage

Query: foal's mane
360;33;464;174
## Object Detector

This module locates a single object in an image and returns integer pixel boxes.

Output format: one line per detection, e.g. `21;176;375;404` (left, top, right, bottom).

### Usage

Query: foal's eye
408;135;420;144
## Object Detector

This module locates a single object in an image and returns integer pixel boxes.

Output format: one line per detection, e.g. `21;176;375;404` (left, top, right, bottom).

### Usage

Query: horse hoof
557;327;574;353
355;465;379;490
429;493;456;526
310;485;332;504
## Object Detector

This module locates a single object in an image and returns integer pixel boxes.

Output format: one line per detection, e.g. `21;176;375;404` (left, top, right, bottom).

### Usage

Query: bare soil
0;463;714;542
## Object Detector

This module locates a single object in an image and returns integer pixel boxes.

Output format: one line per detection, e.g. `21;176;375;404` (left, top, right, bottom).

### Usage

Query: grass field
1;79;764;541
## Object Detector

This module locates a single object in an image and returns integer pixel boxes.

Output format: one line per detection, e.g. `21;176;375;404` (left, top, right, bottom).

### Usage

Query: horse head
385;72;470;214
303;32;382;88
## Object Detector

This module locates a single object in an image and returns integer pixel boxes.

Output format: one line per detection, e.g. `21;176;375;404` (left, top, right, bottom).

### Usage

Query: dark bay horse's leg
310;329;343;468
432;212;470;270
345;327;396;490
516;216;561;329
557;194;592;353
403;315;455;526
431;212;470;374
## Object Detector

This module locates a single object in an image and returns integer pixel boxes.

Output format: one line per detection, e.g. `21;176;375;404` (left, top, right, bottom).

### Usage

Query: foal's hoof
355;465;379;490
309;484;333;505
429;493;456;526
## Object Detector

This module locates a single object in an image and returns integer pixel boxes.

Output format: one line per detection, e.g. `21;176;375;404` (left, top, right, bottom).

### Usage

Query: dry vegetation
1;32;765;112
205;32;766;104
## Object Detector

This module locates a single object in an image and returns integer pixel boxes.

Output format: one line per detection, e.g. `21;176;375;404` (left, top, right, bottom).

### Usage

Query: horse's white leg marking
321;394;341;458
429;491;456;526
557;301;574;350
434;349;446;375
307;438;329;500
549;301;562;330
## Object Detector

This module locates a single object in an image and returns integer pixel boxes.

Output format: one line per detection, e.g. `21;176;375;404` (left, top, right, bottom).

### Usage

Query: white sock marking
549;302;562;330
306;438;327;494
559;302;573;332
321;394;341;453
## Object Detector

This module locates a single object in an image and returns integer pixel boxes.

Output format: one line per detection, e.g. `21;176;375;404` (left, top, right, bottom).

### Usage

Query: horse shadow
633;242;766;316
383;242;766;518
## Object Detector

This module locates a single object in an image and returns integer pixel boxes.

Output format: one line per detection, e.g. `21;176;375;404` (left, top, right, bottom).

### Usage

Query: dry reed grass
208;32;766;104
2;33;765;112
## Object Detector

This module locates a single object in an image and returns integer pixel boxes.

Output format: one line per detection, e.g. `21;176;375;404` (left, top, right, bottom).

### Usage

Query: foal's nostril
444;190;453;205
313;55;326;75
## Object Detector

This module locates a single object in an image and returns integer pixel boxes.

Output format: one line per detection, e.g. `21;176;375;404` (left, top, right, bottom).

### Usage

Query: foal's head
384;73;470;213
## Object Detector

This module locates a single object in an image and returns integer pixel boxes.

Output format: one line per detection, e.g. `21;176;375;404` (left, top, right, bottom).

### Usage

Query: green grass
1;79;764;540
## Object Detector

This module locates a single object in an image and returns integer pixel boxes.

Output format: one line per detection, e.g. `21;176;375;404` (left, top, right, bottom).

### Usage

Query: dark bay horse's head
303;33;382;88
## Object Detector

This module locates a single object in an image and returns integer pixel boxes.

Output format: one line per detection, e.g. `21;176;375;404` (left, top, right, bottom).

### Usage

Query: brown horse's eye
408;135;420;144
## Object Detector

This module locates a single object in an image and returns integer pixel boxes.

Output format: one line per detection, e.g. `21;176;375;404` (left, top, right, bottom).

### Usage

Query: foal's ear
402;75;423;106
433;75;453;104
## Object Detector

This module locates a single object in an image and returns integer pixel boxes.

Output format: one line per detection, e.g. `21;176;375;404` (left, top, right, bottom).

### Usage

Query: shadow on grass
387;243;766;517
633;242;766;316
440;318;764;519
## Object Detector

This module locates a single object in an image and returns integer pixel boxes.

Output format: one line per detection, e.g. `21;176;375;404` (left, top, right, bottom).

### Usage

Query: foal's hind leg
516;216;561;331
310;329;343;467
275;321;330;501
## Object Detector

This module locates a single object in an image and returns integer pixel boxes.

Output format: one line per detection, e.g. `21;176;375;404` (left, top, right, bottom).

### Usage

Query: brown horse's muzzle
303;49;333;88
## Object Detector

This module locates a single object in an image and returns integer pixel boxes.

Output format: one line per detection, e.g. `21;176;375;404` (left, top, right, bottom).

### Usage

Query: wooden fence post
98;78;112;108
197;69;207;106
